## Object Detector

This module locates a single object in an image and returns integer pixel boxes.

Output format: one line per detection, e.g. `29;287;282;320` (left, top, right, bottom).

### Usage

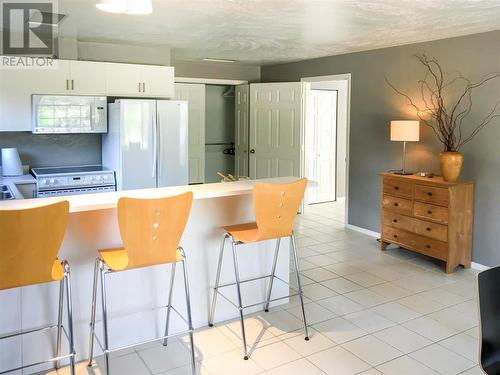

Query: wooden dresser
380;173;473;273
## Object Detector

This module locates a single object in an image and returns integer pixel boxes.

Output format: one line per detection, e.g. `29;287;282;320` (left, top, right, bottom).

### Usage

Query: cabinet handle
427;192;433;196
427;210;432;214
394;203;399;207
66;79;69;90
393;219;398;223
71;79;74;90
394;186;399;190
426;227;431;231
393;234;398;238
138;82;142;92
426;245;431;249
143;82;146;92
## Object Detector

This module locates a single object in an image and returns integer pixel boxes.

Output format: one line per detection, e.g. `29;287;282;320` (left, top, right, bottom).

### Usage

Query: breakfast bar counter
0;177;305;372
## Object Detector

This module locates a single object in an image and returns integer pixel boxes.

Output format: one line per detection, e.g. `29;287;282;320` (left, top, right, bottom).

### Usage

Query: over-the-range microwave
32;95;107;134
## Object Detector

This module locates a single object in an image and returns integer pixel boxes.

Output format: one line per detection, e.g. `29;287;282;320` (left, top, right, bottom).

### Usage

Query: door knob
250;149;255;154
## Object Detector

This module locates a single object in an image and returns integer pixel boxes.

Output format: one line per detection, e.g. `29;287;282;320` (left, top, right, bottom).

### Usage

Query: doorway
301;75;350;224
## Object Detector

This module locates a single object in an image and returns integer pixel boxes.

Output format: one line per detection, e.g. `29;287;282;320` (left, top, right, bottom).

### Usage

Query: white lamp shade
1;148;23;176
390;120;420;142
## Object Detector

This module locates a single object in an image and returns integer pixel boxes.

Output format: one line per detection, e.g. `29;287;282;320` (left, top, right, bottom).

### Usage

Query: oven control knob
94;176;102;183
49;178;56;185
40;178;47;185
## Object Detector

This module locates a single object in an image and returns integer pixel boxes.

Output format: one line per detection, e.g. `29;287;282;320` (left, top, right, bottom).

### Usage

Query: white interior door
235;84;249;177
249;83;301;179
306;90;337;204
174;83;206;184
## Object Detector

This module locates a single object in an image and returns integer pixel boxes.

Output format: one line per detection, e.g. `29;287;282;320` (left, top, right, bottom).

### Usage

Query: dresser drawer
383;177;413;199
382;195;412;215
414;202;449;224
382;226;448;261
412;218;448;242
382;211;448;242
413;184;449;206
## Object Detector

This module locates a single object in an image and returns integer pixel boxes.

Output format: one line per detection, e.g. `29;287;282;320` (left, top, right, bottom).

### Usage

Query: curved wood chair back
253;178;307;241
0;200;69;290
478;266;500;374
117;192;193;269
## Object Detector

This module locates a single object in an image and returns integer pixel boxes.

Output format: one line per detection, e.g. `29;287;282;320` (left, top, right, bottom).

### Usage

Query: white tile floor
40;201;481;375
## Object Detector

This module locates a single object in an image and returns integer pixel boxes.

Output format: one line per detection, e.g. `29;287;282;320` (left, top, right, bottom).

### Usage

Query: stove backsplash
0;132;101;168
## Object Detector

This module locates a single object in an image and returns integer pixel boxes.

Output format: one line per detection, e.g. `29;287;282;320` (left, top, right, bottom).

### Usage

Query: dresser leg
446;262;455;274
379;240;389;251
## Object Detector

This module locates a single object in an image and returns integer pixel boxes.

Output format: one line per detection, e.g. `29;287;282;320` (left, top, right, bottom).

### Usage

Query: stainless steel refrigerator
103;99;188;191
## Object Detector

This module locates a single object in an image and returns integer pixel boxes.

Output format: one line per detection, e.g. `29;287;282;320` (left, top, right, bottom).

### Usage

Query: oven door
37;185;115;198
32;95;107;134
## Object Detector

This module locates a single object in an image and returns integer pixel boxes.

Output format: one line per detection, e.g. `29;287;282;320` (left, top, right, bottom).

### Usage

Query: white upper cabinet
104;62;143;97
105;63;174;98
69;60;106;95
0;59;175;131
140;65;174;98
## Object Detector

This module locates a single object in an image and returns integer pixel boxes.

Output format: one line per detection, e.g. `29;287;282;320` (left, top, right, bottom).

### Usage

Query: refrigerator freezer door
119;99;157;190
156;100;189;187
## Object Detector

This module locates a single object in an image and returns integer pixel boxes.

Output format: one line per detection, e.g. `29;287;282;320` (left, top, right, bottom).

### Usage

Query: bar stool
0;201;75;375
208;178;309;360
87;192;196;375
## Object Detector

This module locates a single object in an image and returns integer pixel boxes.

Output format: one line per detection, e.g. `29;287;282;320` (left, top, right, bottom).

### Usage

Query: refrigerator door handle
158;112;162;178
152;111;157;179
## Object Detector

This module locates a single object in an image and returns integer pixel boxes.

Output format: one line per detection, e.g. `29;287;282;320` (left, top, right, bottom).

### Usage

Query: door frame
300;73;351;226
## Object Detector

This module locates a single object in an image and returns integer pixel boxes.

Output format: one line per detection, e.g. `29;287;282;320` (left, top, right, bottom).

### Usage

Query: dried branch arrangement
386;54;500;152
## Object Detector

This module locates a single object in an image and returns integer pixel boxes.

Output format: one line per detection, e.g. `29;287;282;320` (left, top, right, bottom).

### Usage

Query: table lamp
390;120;420;175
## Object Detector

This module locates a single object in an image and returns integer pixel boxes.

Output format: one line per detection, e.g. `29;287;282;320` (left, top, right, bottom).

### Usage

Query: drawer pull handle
393;219;398;223
427;210;432;214
394;203;399;207
426;245;431;249
395;186;399;190
426;227;431;231
393;235;398;238
427;192;433;196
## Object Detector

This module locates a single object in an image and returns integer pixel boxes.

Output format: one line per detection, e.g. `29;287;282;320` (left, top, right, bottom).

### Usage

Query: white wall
173;59;260;82
310;80;348;198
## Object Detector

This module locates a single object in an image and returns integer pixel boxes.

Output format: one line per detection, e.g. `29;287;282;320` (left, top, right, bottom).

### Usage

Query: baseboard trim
345;224;380;238
471;262;490;271
346;224;490;271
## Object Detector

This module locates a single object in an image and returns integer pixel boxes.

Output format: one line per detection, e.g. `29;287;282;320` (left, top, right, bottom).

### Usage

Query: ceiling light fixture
96;0;152;15
202;58;237;63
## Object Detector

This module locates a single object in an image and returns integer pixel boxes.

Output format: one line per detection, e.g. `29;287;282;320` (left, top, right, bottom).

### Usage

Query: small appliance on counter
1;148;23;176
31;165;116;198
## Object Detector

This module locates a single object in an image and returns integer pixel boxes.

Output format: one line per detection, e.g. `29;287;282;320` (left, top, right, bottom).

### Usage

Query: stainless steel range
31;165;116;198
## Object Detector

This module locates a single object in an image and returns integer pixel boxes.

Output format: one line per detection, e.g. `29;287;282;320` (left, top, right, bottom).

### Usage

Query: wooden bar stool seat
0;201;76;375
87;192;196;375
208;178;310;360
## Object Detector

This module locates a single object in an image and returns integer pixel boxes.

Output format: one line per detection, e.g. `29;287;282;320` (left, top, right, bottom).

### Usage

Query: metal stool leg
100;261;111;375
163;262;177;346
264;238;281;312
55;278;64;369
208;233;228;327
230;239;249;360
290;234;309;340
63;261;76;375
88;258;100;366
179;248;196;374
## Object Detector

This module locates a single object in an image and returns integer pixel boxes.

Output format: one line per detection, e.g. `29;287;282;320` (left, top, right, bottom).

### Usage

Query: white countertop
0;174;36;199
0;177;314;213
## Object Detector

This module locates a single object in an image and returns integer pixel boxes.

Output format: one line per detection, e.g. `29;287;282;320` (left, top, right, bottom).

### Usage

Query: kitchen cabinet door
69;60;106;95
0;60;70;131
140;65;174;98
105;62;142;97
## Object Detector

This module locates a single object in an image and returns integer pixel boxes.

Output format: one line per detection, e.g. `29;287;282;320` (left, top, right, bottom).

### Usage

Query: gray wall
0;133;101;168
262;30;500;266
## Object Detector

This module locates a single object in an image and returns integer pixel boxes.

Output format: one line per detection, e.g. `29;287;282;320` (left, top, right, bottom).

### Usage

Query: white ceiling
58;0;500;65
